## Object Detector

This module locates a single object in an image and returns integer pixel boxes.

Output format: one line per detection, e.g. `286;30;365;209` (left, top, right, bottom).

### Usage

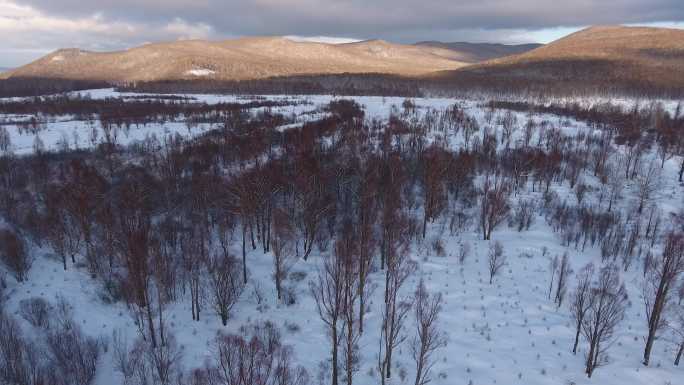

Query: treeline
0;77;110;98
116;74;424;97
2;72;683;100
429;59;684;99
0;94;302;120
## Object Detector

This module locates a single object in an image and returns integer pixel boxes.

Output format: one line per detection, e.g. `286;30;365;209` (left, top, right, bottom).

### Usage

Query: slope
415;41;542;63
2;37;467;83
436;26;684;94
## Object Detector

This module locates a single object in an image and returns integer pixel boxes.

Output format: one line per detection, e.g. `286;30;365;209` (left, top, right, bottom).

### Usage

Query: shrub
212;321;309;385
0;229;31;282
19;297;53;329
431;237;446;257
45;324;100;385
0;311;46;385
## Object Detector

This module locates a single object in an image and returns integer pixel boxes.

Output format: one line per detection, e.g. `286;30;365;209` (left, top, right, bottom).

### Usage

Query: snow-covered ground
1;90;683;385
2;88;680;157
0;87;619;156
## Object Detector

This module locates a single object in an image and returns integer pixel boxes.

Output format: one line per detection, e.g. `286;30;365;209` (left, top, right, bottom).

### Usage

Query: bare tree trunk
422;214;427;239
242;224;247;284
643;315;659;366
250;220;256;250
331;320;339;385
585;338;596;377
359;284;366;334
346;317;354;385
158;289;165;347
145;295;157;348
675;341;684;366
572;323;581;354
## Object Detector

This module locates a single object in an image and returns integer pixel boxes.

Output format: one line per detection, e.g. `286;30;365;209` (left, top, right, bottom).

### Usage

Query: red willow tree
294;152;332;261
479;172;511;241
112;168;165;348
642;231;684;366
420;145;449;239
356;162;379;334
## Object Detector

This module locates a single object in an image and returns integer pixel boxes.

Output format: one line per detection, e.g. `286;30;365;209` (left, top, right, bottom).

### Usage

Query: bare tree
487;241;506;284
180;226;207;322
44;195;82;271
310;252;345;385
411;279;446;385
606;163;624;213
0;126;10;153
642;231;684;366
635;161;661;214
145;332;183;385
582;264;628;378
60;160;108;274
271;208;296;302
479;173;511;240
570;263;595;354
209;253;244;326
113;328;183;385
554;252;572;308
522;117;536;148
0;311;45;385
112;171;161;348
421;145;448;239
379;244;415;383
457;242;470;264
0;229;31;282
226;175;258;284
45;320;101;385
357;171;377;334
337;223;361;385
672;304;684;366
212;322;308;385
296;161;331;261
548;255;559;300
500;110;518;149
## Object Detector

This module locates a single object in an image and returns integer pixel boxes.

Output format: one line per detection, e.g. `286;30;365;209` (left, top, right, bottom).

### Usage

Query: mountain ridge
0;37;468;82
414;41;542;63
3;25;683;96
430;25;684;95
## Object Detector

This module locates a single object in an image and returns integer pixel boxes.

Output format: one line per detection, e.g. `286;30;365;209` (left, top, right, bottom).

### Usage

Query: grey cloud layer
2;0;683;66
17;0;684;39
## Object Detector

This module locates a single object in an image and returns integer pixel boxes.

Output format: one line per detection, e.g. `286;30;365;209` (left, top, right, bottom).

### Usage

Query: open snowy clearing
2;88;679;156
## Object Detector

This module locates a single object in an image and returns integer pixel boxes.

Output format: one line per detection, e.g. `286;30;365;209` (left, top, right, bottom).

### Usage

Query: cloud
0;0;217;65
1;0;683;66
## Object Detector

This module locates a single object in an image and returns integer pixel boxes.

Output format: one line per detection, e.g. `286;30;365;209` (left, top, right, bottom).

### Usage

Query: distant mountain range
0;36;543;83
0;38;469;82
2;25;683;95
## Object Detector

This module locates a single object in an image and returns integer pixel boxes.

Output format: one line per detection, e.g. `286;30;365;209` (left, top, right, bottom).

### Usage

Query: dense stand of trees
1;93;683;384
0;78;109;98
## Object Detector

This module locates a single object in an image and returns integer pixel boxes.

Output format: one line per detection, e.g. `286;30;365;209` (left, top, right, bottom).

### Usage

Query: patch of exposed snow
185;68;215;76
284;35;362;44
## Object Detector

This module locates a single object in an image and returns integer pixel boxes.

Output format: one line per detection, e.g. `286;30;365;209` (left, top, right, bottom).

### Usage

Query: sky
0;0;683;67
